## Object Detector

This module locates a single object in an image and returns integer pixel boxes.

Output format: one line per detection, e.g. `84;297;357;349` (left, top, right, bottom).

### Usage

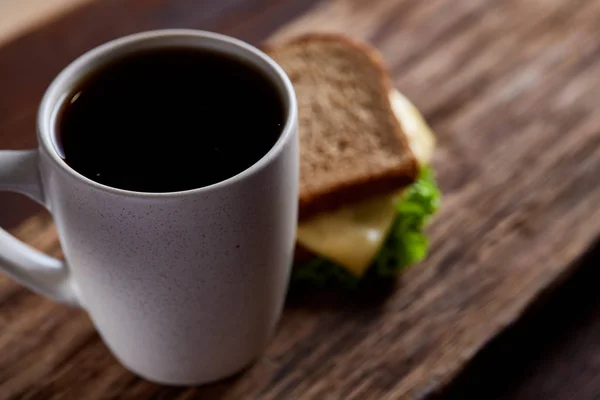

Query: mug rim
37;29;298;198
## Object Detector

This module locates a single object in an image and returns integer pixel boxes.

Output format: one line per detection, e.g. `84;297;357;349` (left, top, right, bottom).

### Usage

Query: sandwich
266;35;441;286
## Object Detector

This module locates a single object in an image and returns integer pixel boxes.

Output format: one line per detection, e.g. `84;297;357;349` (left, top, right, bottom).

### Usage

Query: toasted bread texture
266;34;418;219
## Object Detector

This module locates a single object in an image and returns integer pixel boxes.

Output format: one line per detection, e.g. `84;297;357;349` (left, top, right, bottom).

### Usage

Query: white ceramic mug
0;30;299;385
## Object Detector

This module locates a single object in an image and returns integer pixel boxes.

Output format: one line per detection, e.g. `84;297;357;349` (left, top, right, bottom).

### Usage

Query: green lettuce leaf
291;167;441;288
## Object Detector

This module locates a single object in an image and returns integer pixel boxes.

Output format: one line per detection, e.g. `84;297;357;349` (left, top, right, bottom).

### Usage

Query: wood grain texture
0;0;95;46
2;0;600;399
437;244;600;399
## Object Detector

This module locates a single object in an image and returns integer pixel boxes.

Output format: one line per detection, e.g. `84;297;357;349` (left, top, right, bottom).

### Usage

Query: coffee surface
56;47;285;192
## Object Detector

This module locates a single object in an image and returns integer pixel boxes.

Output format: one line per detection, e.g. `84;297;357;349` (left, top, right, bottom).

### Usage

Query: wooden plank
0;0;94;46
2;0;600;398
439;246;600;399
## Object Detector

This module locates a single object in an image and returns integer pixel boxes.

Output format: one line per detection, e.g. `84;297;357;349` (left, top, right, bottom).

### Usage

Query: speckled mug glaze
0;30;298;385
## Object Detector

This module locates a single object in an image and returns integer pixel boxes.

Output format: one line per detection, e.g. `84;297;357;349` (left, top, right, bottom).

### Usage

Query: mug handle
0;150;79;306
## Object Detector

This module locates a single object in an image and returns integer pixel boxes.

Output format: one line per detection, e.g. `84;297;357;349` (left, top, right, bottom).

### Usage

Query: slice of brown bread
265;34;418;220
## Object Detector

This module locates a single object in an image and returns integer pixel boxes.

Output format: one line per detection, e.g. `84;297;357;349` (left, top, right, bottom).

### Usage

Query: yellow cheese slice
297;193;399;276
296;90;435;276
389;89;436;165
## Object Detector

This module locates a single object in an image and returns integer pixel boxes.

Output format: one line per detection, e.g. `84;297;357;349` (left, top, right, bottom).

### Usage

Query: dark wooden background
1;0;599;398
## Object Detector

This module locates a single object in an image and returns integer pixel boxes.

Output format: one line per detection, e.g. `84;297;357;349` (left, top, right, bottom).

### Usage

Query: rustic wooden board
0;0;95;46
2;0;600;399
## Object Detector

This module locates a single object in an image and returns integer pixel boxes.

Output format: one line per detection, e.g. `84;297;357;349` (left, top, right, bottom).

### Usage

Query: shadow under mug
0;29;299;385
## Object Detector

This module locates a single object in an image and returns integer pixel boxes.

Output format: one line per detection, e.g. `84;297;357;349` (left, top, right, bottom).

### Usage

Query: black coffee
56;47;285;192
